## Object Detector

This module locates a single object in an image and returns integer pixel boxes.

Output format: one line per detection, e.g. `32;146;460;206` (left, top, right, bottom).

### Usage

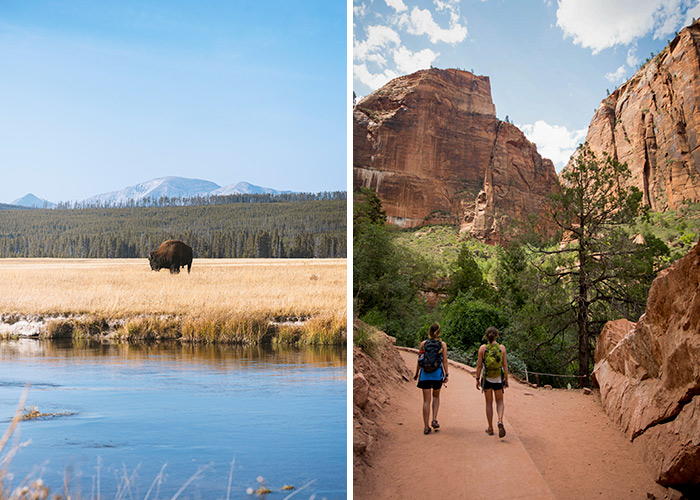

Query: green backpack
484;343;503;379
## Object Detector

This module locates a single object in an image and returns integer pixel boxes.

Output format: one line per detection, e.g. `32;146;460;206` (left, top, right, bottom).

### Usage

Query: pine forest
0;195;346;259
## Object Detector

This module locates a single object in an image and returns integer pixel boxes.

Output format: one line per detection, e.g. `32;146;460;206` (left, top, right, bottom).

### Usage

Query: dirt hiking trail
355;349;669;500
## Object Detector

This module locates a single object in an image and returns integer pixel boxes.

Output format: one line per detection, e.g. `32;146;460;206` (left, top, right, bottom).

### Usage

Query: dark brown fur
148;240;193;274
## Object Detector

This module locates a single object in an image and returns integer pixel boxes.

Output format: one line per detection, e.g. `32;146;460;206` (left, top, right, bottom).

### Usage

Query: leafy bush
442;295;508;352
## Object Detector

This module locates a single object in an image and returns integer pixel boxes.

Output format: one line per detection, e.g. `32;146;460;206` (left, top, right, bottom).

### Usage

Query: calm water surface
0;339;347;499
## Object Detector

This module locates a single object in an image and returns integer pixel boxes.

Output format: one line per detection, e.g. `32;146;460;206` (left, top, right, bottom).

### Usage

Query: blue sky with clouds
0;0;346;204
354;0;700;171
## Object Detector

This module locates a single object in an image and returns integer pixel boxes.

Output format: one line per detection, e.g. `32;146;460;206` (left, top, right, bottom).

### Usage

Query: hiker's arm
475;345;484;389
502;344;509;388
441;341;449;381
414;341;424;380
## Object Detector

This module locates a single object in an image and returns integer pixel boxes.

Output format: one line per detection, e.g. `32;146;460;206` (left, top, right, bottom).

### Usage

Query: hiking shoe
498;422;506;438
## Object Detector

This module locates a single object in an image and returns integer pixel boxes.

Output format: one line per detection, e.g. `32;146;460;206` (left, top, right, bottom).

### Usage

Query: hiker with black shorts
475;326;509;438
414;323;449;435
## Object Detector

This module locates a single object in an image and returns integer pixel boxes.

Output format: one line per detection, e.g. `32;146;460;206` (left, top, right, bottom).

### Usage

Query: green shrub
442;296;507;352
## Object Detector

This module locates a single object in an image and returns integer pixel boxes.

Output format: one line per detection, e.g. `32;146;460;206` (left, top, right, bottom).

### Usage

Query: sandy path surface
356;350;668;499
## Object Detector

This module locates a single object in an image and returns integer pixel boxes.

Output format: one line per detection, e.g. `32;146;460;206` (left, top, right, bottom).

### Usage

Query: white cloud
353;0;468;91
354;63;401;90
556;0;690;53
354;25;401;60
626;46;640;67
393;45;439;73
519;120;588;171
401;7;467;44
653;1;686;38
385;0;407;13
354;2;367;19
605;64;627;83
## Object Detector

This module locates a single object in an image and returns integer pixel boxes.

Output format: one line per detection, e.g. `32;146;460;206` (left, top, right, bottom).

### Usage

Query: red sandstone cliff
353;68;560;243
592;240;700;487
570;20;700;210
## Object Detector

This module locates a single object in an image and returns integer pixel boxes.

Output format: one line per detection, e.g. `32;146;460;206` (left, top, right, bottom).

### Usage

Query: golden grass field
0;258;347;343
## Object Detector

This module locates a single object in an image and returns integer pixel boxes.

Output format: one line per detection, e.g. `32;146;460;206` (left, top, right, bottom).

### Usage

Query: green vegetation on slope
354;182;700;387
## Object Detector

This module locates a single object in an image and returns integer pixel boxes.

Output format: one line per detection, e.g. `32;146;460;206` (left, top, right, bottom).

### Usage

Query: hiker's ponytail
485;326;498;342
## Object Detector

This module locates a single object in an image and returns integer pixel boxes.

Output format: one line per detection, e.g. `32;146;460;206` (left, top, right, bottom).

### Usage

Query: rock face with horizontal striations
569;20;700;210
592;241;700;487
353;68;560;243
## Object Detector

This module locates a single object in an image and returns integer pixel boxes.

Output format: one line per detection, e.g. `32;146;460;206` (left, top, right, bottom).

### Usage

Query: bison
148;240;193;274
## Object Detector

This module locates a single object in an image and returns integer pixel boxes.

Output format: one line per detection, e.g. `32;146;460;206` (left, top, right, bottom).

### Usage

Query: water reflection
0;338;346;369
0;338;347;498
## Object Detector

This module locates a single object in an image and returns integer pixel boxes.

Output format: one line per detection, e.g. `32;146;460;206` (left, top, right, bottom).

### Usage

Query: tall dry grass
0;258;346;344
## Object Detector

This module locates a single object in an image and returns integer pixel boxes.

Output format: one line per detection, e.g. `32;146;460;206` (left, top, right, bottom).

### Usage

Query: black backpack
419;339;442;373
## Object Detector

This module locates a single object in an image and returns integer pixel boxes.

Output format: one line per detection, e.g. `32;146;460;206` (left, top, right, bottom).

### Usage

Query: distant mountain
11;193;56;208
83;176;221;205
8;177;295;208
211;181;291;196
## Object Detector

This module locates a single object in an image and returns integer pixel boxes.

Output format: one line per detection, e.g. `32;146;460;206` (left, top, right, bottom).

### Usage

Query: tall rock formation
572;20;700;210
353;68;560;243
592;240;700;487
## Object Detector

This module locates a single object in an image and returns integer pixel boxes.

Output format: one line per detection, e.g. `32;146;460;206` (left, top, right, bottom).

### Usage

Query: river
0;339;347;499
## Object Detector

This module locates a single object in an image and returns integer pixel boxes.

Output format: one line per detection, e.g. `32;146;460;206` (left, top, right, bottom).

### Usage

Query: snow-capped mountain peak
83;176;221;205
11;193;56;208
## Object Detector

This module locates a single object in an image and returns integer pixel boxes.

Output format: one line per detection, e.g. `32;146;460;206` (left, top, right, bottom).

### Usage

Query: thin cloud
605;64;627;84
626;46;640;67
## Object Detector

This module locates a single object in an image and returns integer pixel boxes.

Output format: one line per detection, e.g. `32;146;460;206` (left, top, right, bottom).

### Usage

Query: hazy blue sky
0;0;346;203
354;0;700;171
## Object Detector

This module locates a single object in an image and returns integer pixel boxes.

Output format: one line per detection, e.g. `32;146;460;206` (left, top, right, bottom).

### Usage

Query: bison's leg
170;265;180;274
187;263;191;274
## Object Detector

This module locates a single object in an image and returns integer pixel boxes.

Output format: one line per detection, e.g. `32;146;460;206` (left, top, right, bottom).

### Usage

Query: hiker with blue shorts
414;323;449;435
476;326;509;438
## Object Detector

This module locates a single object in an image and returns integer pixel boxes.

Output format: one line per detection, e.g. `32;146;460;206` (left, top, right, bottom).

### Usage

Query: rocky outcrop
353;68;560;243
353;320;411;473
570;20;700;210
592;241;700;487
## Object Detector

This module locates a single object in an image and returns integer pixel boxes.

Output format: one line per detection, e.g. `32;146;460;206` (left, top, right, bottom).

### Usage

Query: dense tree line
54;191;346;209
0;199;346;259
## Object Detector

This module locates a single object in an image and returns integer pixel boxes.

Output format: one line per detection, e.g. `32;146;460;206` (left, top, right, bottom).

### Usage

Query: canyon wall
353;68;560;243
571;20;700;210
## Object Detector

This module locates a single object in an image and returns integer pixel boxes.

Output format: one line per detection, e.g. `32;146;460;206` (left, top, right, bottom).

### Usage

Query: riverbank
0;311;345;345
0;258;346;344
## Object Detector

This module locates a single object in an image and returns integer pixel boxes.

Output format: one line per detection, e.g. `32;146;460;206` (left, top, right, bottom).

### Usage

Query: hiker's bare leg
495;388;505;423
484;389;494;432
432;388;440;421
422;389;432;429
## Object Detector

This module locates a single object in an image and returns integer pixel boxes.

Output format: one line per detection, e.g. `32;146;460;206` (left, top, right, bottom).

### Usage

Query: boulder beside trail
593;241;700;487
